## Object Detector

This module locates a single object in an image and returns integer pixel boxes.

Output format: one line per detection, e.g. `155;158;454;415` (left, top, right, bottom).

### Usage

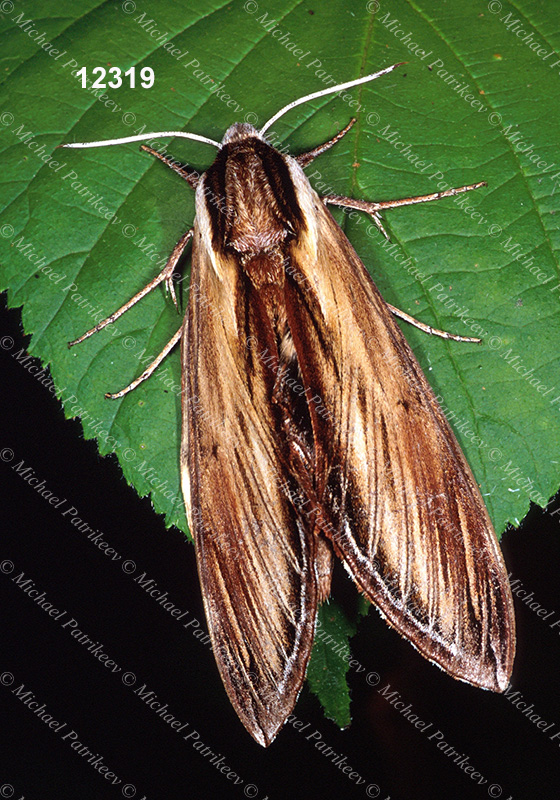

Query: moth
62;64;515;746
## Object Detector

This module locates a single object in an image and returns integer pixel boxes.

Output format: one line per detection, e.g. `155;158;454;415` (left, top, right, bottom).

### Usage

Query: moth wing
181;228;317;747
284;177;515;691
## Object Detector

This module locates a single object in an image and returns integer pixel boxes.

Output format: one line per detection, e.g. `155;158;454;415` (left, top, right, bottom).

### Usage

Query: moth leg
323;181;487;240
322;193;390;238
323;184;486;342
386;304;481;343
140;145;199;189
296;118;356;168
68;229;193;347
106;324;183;399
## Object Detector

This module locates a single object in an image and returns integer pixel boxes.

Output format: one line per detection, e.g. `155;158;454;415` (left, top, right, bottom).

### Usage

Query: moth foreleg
105;324;183;400
140;145;199;189
68;228;193;347
296;118;356;168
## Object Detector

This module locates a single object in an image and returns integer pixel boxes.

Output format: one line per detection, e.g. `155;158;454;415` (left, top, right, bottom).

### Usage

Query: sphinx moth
62;65;515;746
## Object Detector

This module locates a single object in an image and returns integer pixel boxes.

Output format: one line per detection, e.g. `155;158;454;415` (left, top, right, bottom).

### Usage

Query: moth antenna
260;63;405;135
59;131;220;149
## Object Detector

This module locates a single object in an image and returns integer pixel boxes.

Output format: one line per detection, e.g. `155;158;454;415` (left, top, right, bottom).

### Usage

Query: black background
2;297;560;800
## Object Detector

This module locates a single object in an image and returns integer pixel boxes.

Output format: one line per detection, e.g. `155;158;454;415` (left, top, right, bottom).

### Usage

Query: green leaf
307;604;360;728
1;0;559;729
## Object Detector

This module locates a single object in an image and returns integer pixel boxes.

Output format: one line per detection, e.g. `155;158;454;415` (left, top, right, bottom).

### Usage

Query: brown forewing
282;171;515;692
181;207;319;747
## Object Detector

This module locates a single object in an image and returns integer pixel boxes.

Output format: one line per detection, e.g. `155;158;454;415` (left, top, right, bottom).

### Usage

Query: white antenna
59;131;220;149
260;63;404;135
60;64;404;151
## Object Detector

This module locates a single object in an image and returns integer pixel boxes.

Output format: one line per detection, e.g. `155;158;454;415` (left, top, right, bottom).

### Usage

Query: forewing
181;225;318;747
283;176;515;691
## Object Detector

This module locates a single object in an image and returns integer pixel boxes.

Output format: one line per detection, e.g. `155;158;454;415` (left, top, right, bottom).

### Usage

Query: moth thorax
223;148;295;253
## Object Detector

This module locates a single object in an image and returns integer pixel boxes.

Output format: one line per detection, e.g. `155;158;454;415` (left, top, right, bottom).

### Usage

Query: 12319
76;66;155;89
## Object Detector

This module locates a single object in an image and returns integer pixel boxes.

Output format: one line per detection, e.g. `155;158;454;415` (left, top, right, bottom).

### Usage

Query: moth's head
221;123;265;147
